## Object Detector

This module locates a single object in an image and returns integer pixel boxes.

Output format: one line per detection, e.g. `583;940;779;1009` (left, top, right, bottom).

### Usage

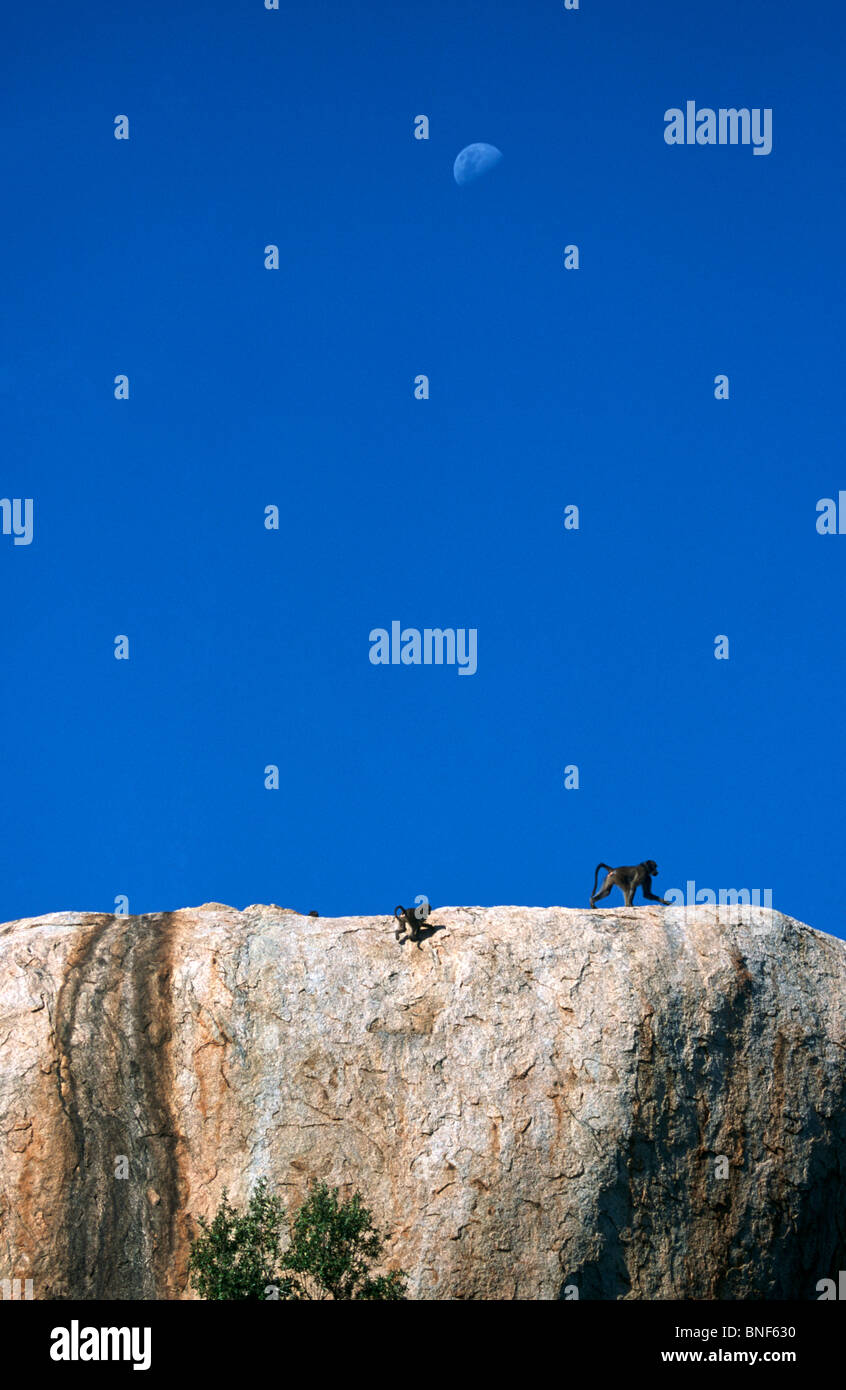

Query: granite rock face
1;902;845;1300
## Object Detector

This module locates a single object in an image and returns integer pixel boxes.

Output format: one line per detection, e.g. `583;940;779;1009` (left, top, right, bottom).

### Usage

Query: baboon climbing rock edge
1;902;845;1299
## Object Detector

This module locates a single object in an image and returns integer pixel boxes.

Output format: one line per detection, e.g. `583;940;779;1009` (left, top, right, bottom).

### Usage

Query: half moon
453;143;503;186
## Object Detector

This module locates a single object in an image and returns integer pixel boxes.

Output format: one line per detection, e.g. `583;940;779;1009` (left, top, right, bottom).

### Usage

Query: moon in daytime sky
453;143;503;186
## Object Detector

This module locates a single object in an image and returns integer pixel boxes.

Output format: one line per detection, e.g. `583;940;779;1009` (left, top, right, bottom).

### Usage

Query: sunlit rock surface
1;902;845;1299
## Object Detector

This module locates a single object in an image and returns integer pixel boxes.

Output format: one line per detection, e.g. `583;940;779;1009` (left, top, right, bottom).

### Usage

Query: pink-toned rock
1;902;845;1299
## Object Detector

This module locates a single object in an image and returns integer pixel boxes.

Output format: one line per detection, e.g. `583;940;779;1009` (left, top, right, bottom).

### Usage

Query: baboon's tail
592;863;612;898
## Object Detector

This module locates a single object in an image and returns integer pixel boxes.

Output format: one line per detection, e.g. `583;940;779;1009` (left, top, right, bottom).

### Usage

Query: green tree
282;1181;407;1300
187;1178;289;1300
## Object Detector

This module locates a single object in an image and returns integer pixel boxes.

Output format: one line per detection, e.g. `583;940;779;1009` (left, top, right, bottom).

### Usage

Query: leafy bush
187;1178;407;1300
284;1181;407;1300
187;1178;289;1300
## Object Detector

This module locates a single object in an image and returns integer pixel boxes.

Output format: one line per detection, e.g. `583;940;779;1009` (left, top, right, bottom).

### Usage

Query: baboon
394;899;431;948
307;910;319;917
590;860;669;908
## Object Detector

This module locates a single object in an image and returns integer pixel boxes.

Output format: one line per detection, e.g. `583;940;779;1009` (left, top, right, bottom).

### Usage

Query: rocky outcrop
1;902;845;1300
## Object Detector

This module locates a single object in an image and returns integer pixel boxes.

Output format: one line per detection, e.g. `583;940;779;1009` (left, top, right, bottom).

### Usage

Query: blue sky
2;0;845;937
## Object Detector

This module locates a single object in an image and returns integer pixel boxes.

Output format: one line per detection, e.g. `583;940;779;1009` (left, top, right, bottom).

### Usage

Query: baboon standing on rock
394;899;431;948
590;860;669;908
